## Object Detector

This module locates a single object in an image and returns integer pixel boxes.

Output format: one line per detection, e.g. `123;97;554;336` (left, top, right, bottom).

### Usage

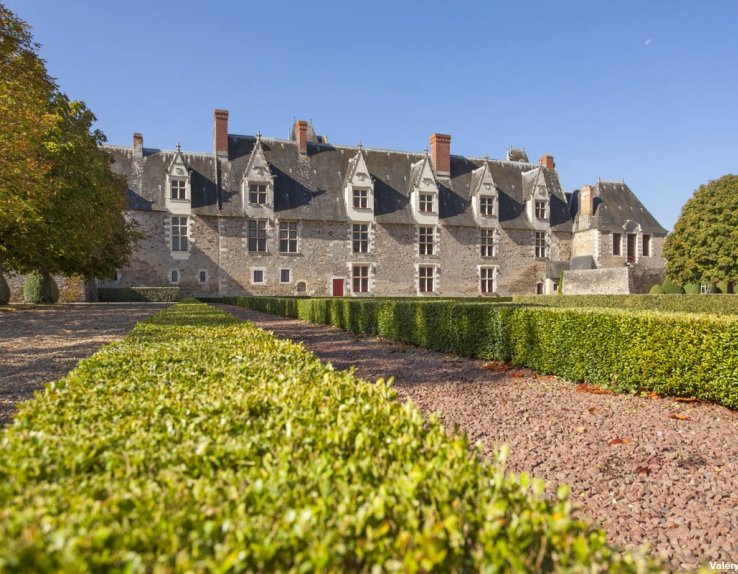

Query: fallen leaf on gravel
482;361;511;373
668;413;690;421
511;371;525;378
645;391;661;400
635;465;652;476
587;407;597;414
608;437;630;445
673;397;698;403
577;383;615;395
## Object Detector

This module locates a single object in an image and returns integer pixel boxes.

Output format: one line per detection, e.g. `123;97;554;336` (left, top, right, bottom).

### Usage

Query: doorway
332;278;344;297
626;234;637;263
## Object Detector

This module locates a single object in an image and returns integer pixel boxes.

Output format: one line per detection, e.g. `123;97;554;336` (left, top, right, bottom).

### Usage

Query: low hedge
98;286;180;302
220;296;738;409
512;294;738;315
0;301;656;572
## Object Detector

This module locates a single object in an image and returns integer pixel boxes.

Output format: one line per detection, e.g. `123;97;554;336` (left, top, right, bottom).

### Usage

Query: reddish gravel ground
216;304;738;572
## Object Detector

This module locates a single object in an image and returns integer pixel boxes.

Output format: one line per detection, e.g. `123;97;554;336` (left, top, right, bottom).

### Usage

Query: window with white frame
642;234;651;256
480;228;497;257
612;233;622;256
171;216;188;251
247;219;268;252
249;183;268;205
352;265;370;293
198;270;208;284
535;200;548;220
419;193;434;213
280;268;291;283
353;188;369;209
418;226;434;255
418;265;435;293
170;179;186;200
169;269;180;284
534;231;547;259
352;223;369;253
480;196;496;216
480;267;496;293
279;221;298;253
252;269;265;284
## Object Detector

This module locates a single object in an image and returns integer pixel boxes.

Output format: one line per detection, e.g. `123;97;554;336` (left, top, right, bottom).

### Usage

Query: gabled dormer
165;143;191;215
523;166;550;229
242;133;274;217
343;145;374;222
409;152;439;224
470;159;498;226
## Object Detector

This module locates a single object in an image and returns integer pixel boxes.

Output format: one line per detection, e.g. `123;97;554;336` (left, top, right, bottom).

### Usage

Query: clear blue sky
8;0;738;230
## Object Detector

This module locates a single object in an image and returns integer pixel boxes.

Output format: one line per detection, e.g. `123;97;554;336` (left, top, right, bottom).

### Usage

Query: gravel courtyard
216;304;738;572
0;303;168;426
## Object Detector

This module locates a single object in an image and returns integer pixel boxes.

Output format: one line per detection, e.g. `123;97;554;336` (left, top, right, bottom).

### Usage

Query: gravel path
216;304;738;572
0;303;169;427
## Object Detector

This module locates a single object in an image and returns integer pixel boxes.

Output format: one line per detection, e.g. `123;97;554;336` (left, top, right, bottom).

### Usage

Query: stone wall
563;267;630;295
6;273;87;303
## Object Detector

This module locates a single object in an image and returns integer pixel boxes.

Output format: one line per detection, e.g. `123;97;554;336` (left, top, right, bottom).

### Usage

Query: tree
0;3;138;280
664;175;738;286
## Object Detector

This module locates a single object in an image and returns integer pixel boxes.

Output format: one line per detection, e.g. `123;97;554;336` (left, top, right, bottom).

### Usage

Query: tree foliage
0;3;137;278
664;174;738;285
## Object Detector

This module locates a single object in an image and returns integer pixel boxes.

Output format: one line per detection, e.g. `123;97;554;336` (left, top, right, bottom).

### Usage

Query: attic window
419;193;434;213
480;196;496;216
353;188;369;209
249;184;267;205
535;200;548;220
170;179;186;200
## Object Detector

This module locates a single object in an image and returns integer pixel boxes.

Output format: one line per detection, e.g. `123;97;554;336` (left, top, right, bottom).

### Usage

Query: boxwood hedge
98;286;181;302
0;301;656;572
512;294;738;315
217;296;738;409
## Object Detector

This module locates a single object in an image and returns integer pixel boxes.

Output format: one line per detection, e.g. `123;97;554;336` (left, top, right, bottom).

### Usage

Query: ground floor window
352;264;370;293
480;267;496;293
418;265;435;293
169;269;180;284
280;268;291;284
251;268;265;284
642;234;651;256
198;270;208;284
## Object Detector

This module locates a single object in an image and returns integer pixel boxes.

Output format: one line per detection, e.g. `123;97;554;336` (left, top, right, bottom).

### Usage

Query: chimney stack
133;132;143;158
539;154;555;170
430;133;451;176
295;120;309;155
579;185;594;218
214;109;229;159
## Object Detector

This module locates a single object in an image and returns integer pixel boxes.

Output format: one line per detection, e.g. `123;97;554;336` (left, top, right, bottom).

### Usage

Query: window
418;226;434;255
352;223;369;253
353;188;368;209
480;228;496;258
535;200;547;220
642;234;651;256
612;233;622;256
418;266;435;293
280;268;291;284
419;193;434;213
279;221;298;253
170;179;186;200
480;196;496;216
198;270;208;284
171;216;188;251
480;267;495;293
248;219;268;252
169;269;180;284
352;265;369;293
249;183;268;205
535;231;547;259
252;269;265;284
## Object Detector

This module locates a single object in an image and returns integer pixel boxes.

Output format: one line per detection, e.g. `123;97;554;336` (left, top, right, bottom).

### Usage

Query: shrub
661;277;685;294
98;287;180;302
0;274;9;304
648;284;663;295
22;271;59;303
222;297;738;409
0;301;657;572
683;283;700;295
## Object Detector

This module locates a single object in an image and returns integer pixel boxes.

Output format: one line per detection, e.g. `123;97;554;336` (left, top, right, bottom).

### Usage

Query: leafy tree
0;3;138;280
664;175;738;286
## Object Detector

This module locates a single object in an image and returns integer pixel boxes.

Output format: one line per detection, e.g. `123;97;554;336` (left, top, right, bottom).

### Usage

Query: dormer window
353;188;369;209
419;193;434;213
170;179;186;200
249;183;268;205
535;200;548;220
480;196;496;216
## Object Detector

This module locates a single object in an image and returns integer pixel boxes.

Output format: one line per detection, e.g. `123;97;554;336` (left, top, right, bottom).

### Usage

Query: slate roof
106;136;573;230
570;181;668;235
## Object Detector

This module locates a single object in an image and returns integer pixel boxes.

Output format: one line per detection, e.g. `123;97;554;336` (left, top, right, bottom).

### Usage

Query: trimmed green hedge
98;286;180;302
0;301;655;572
219;296;738;409
512;294;738;315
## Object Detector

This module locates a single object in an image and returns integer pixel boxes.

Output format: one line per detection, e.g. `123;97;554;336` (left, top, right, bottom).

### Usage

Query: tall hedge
22;270;58;303
0;301;656;572
217;296;738;409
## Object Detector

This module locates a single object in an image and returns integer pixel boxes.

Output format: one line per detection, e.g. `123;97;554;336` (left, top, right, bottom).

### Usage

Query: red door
332;278;344;297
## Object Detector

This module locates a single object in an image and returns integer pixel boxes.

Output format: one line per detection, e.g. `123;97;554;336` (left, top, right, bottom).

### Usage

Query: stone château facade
101;109;667;297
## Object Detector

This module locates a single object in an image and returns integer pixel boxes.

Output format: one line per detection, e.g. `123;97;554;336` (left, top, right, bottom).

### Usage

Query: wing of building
102;109;667;297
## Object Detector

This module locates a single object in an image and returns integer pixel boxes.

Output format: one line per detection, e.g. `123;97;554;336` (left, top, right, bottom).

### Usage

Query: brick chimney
539;154;555;170
214;109;229;159
579;185;594;218
430;133;451;176
133;133;143;158
295;120;309;155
